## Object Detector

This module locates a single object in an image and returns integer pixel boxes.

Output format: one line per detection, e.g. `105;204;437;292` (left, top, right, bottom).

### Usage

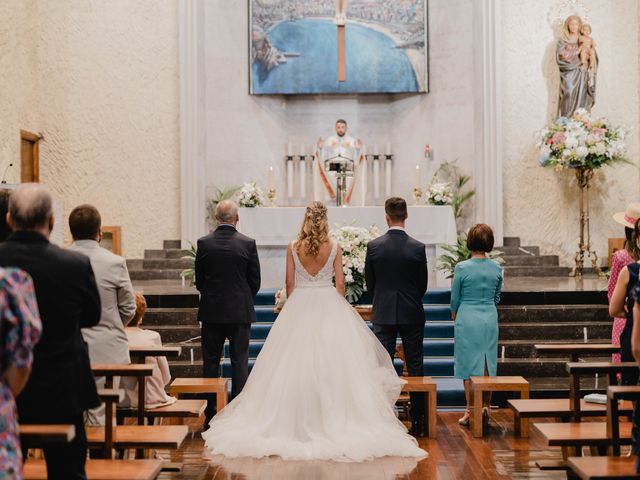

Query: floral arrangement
274;288;287;309
537;108;628;170
330;224;380;304
426;182;453;206
237;182;265;208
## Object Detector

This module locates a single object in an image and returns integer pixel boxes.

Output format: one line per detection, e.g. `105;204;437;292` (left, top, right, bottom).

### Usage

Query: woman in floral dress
0;269;41;479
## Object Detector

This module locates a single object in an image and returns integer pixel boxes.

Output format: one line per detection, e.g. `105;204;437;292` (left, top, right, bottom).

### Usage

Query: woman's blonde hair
297;201;329;257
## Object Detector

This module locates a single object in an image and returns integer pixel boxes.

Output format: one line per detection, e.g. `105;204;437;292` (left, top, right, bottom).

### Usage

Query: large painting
249;0;428;95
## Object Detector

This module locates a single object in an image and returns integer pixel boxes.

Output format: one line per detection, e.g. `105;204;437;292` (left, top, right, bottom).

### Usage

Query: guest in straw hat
609;203;640;365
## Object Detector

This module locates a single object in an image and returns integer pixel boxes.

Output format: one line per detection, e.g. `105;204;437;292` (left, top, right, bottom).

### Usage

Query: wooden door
20;130;40;183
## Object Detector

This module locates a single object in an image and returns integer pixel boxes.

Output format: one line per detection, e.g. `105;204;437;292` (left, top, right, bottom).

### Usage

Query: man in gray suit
68;204;136;423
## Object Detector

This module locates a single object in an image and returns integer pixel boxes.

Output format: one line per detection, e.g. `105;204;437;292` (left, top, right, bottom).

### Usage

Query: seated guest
0;184;101;480
0;189;12;241
610;217;640;385
451;224;503;427
631;285;640;472
125;292;177;409
0;269;41;479
68;204;136;424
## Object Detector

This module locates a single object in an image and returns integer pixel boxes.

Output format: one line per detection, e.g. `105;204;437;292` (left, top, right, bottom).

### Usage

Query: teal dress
451;258;503;380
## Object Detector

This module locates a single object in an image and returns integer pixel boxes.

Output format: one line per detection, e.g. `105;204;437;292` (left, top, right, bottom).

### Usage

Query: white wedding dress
202;241;427;461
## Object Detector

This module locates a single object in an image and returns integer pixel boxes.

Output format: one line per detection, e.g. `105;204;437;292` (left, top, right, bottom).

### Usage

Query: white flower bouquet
237;182;265;208
536;108;628;170
330;224;380;304
426;182;453;206
274;287;286;309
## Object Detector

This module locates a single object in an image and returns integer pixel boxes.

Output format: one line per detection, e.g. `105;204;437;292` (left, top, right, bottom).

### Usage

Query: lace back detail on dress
291;241;337;287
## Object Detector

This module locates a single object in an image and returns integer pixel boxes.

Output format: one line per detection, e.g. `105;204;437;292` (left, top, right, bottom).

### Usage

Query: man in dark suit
196;199;261;425
365;197;428;436
0;184;101;479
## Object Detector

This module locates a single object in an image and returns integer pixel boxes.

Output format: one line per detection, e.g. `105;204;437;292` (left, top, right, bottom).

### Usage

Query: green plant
437;234;504;279
206;186;241;229
180;242;197;286
431;161;476;220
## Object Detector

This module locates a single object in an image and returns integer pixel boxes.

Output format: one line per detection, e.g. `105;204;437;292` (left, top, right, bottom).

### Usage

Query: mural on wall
249;0;428;95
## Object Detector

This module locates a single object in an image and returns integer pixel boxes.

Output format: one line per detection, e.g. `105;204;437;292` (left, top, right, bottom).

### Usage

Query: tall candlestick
267;166;275;190
386;142;392;155
360;156;367;206
299;158;306;200
385;158;392;197
373;159;380;199
287;160;294;201
413;164;421;190
312;158;320;201
287;142;292;156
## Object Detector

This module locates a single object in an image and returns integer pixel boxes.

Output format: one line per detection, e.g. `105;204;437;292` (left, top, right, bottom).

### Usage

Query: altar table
237;206;457;289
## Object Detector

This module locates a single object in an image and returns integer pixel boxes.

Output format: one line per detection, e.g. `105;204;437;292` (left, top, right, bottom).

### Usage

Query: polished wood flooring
153;410;599;479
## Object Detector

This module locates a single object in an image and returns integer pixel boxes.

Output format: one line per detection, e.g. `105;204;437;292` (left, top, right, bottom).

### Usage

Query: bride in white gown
203;202;426;461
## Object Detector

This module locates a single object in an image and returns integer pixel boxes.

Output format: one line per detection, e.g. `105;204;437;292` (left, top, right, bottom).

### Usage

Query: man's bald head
9;183;54;232
215;200;239;225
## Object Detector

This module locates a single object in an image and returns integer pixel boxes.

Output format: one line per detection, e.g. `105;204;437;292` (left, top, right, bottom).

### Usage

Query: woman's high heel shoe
458;410;471;426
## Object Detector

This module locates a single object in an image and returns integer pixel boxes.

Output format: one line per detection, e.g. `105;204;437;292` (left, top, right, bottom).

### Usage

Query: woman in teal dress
451;224;503;426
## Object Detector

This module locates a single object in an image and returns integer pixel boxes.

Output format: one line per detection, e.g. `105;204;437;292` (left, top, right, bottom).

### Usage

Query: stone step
502;255;559;267
503;237;521;247
504;266;572;277
163;240;182;249
500;245;540;256
497;304;610;323
143;308;198;326
127;259;143;270
499;322;611;341
498;340;613;359
143;293;198;309
144;249;190;259
142;258;192;270
129;269;183;281
497;357;610;378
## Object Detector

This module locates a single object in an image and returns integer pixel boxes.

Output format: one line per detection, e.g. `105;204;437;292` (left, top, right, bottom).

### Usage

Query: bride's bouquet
330;225;380;304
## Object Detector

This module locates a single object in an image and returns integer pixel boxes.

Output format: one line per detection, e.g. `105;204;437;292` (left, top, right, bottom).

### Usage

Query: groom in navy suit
365;197;428;436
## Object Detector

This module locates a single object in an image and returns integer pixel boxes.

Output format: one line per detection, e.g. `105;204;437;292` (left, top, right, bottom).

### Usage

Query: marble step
497;304;609;323
142;258;192;270
503;237;521;247
499;322;611;341
129;269;183;280
143;308;199;326
504;266;572;277
144;249;190;259
502;255;559;267
163;240;182;249
500;245;540;256
496;357;611;377
498;339;613;359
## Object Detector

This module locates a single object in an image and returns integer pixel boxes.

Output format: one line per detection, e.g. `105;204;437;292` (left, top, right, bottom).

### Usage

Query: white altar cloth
237;206;457;247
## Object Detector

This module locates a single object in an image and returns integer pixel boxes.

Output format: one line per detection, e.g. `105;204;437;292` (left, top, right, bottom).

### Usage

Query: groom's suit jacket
365;229;428;325
195;224;261;324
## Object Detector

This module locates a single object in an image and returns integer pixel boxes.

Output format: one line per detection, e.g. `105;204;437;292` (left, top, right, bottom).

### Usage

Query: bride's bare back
295;240;334;276
285;239;345;296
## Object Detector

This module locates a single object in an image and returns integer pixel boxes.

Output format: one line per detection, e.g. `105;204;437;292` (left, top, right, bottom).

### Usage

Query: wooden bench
169;378;229;413
401;377;437;439
23;459;164;480
536;344;620;363
607;385;640;455
92;364;153;425
567;456;640;480
534;422;632;460
470;376;529;438
509;398;634;426
118;399;207;425
19;424;75;447
567;362;639;421
86;425;188;450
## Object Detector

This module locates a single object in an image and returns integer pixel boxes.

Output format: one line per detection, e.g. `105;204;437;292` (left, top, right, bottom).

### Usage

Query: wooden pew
19;424;75;448
534;422;632;460
567;362;639;421
170;378;229;414
509;398;634;426
567;457;640;480
536;344;620;363
24;459;164;480
401;377;437;439
470;376;529;438
92;364;153;425
607;385;640;456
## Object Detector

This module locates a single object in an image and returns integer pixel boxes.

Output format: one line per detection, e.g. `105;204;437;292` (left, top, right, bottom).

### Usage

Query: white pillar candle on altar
300;144;305;157
360;155;367;206
267;166;275;191
287;142;292;156
385;158;392;197
386;142;392;155
373;143;379;155
413;164;421;190
286;160;294;200
373;158;380;199
299;158;306;199
312;158;320;201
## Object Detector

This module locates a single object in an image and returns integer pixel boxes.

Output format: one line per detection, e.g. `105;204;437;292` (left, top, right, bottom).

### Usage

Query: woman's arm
4;365;31;396
608;252;625;301
450;264;462;320
609;267;630;318
632;302;640;362
285;243;296;297
334;244;346;297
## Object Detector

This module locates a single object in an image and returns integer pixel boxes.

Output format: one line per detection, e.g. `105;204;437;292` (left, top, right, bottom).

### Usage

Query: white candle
373;159;380;199
299;159;306;200
267;166;275;190
190;348;194;365
300;144;305;157
413;165;421;190
385;159;392;197
501;346;505;361
360;156;367;206
287;142;292;156
312;157;320;200
373;143;379;155
386;142;392;155
287;160;294;200
583;327;588;343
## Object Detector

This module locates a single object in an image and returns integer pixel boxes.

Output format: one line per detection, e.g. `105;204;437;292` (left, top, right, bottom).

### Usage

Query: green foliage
206;186;241;229
431;161;476;220
437;234;504;279
180;242;197;287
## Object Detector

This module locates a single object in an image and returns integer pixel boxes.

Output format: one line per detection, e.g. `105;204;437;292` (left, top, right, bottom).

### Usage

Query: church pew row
567;457;640;480
23;460;164;480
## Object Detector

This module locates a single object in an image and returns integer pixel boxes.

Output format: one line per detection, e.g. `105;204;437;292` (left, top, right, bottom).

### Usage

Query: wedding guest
0;269;41;479
195;200;261;427
0;189;12;241
630;285;640;472
609;218;640;385
451;224;503;426
0;184;101;479
124;292;177;409
609;203;640;363
68;204;136;424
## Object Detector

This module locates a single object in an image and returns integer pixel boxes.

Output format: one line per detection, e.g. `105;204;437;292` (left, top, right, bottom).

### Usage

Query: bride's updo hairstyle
297;201;329;257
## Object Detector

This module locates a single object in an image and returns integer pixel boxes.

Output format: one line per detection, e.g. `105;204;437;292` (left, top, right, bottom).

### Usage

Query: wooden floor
152;410;596;479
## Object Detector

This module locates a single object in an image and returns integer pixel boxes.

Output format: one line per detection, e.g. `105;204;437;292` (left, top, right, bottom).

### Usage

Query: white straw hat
613;202;640;229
